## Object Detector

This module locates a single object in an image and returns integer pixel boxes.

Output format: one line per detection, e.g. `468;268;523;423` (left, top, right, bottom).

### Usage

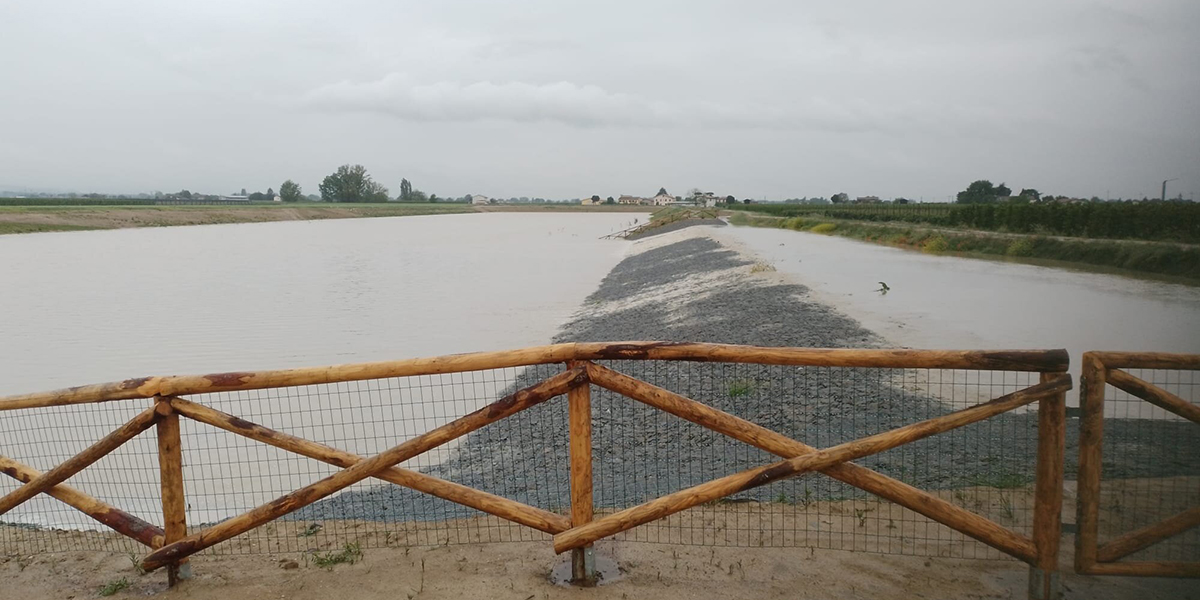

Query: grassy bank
728;212;1200;281
0;202;657;235
0;202;472;235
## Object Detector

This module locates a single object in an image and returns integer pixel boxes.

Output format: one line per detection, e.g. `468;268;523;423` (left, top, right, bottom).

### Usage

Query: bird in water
876;281;890;295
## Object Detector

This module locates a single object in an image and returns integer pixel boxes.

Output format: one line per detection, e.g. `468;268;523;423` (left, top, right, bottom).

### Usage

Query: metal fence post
567;362;596;585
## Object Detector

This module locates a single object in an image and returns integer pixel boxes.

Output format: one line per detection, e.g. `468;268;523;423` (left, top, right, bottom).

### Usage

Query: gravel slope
297;230;1200;523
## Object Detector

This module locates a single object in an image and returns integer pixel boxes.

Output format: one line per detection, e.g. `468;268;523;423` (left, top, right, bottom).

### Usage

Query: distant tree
319;164;389;202
725;195;736;204
894;197;909;204
248;192;267;201
409;190;428;203
429;194;439;202
266;187;275;197
1018;188;1040;200
995;183;1011;197
398;178;413;201
279;180;303;202
239;188;247;196
658;187;669;196
743;198;752;204
591;195;601;202
605;196;615;205
687;187;702;198
305;193;321;201
831;192;849;203
177;189;192;199
956;180;996;204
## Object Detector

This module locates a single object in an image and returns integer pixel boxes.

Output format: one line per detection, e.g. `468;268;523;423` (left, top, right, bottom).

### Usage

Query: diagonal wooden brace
141;366;587;571
0;405;161;517
167;396;571;534
554;371;1071;553
0;455;164;548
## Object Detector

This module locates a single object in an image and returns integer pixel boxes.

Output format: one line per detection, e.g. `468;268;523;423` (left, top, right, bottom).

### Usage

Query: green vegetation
810;223;837;234
0;222;97;234
728;201;1200;244
728;379;756;397
727;212;1200;280
279;179;303;202
99;578;130;596
319;164;390;203
312;542;363;569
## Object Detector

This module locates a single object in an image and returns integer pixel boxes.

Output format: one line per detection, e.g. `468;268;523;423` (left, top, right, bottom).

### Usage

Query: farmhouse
471;195;490;205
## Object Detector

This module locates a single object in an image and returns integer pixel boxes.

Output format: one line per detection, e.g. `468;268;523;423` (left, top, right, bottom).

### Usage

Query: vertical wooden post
566;361;596;585
1075;354;1106;574
1030;372;1066;600
155;398;190;586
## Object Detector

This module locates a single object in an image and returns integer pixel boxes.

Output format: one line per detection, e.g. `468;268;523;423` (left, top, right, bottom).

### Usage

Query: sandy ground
2;536;1195;600
3;478;1196;599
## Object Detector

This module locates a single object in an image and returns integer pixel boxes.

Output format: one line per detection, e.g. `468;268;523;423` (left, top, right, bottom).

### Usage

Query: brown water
0;213;645;528
719;225;1200;410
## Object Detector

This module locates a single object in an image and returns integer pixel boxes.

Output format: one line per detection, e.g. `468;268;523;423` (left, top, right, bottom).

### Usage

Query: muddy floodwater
719;225;1200;406
0;213;643;527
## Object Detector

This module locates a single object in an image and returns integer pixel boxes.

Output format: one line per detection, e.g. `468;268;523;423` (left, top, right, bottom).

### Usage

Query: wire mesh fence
0;359;1074;562
1094;367;1200;563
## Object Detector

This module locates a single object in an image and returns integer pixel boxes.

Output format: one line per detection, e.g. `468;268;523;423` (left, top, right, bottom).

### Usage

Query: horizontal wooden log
584;363;1038;562
0;456;164;548
0;343;1070;410
575;342;1069;373
1106;369;1200;425
554;374;1070;553
142;367;586;571
1089;352;1200;371
1082;561;1200;578
1096;506;1200;563
0;405;160;517
0;377;160;412
168;396;570;534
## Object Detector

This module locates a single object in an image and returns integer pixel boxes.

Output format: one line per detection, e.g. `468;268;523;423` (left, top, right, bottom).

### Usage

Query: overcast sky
2;1;1197;201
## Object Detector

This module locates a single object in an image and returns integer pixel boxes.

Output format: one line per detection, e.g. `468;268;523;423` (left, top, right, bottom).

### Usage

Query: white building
471;195;490;205
651;191;675;206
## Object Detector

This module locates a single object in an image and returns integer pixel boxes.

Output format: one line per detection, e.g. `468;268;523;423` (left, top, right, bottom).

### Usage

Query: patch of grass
810;222;837;234
749;261;776;273
1005;238;1035;257
727;380;756;397
774;492;789;504
0;222;99;235
298;523;323;537
99;578;130;597
312;542;363;570
921;235;949;253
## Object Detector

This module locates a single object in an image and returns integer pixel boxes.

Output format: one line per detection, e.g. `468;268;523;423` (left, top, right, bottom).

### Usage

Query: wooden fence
1075;352;1200;578
0;342;1071;594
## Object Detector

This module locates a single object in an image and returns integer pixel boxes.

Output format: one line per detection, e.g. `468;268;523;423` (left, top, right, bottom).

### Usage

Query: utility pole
1162;178;1178;202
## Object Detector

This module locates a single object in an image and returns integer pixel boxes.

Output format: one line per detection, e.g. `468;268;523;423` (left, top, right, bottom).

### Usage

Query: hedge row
728;202;1200;243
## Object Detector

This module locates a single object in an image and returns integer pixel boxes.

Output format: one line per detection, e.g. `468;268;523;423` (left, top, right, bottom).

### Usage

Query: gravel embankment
296;231;1200;523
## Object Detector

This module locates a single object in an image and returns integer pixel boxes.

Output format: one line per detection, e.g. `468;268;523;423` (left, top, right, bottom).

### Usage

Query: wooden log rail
1075;351;1200;579
0;342;1076;590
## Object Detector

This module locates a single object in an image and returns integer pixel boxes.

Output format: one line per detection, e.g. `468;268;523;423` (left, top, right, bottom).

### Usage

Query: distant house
471;195;490;205
855;196;881;203
618;195;646;205
219;195;250;202
272;195;282;202
651;190;674;206
580;197;598;206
